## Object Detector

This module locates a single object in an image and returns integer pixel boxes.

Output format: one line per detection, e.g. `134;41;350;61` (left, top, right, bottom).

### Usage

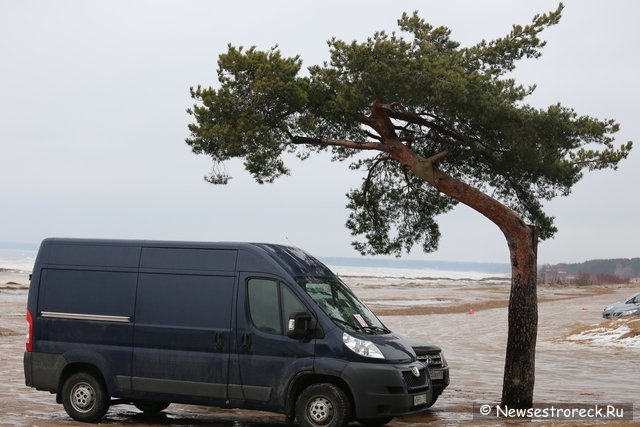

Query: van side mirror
287;310;313;340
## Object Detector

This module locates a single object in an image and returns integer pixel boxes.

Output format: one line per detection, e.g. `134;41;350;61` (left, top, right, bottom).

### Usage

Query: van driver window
248;279;305;335
248;279;282;334
281;286;305;329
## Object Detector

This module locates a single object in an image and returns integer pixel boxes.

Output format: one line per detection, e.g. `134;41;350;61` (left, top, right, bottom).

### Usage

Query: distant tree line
556;258;639;276
539;258;639;285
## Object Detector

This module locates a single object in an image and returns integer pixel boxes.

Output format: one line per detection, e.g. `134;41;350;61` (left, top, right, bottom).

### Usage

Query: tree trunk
500;225;538;408
412;159;539;407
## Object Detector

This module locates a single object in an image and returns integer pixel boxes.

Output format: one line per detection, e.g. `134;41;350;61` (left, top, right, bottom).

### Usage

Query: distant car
602;291;640;318
398;335;450;407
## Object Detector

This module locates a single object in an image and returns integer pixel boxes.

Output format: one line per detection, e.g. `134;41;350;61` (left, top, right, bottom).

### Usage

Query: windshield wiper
368;325;391;334
329;316;365;332
329;317;383;334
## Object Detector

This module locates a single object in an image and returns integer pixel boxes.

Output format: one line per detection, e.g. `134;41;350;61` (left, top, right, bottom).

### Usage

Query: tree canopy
186;4;631;258
185;3;633;407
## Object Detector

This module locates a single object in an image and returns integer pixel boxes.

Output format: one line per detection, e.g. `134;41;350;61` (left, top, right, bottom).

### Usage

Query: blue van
24;238;447;425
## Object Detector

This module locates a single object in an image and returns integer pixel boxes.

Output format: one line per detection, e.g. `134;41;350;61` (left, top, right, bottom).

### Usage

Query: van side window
40;269;136;317
248;279;305;335
136;273;234;329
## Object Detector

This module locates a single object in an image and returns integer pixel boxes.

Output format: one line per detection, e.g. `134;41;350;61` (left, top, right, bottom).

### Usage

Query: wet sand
1;271;638;426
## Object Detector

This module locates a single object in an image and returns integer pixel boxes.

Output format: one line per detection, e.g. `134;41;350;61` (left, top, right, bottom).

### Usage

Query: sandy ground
1;270;638;426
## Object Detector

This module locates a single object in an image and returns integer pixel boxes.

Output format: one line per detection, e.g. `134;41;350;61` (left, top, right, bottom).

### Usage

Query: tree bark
409;155;539;408
501;225;538;408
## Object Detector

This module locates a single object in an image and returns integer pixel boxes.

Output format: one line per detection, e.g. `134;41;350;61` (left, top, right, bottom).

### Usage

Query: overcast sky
1;1;638;264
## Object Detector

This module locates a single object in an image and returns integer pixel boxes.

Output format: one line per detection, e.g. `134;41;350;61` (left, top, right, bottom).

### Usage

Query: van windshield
296;276;388;334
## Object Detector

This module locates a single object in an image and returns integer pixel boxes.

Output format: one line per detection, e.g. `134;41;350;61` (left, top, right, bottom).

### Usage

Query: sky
1;1;638;264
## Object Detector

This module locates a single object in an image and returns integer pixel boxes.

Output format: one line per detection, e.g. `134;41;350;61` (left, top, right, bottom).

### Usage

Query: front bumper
604;310;640;319
340;361;431;420
428;366;450;396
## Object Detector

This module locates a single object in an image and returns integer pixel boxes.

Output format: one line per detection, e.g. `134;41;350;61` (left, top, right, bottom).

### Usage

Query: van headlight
604;305;614;311
343;332;385;359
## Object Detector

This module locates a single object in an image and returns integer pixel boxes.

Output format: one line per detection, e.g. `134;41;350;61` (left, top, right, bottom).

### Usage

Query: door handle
241;332;251;350
215;331;224;350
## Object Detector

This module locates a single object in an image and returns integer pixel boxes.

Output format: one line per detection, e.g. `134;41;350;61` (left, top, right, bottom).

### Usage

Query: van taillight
26;310;33;352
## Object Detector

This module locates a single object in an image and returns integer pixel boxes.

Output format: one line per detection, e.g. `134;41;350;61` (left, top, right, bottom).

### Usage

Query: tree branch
290;136;385;151
363;155;393;201
402;164;417;193
429;149;451;164
381;104;464;146
363;130;383;142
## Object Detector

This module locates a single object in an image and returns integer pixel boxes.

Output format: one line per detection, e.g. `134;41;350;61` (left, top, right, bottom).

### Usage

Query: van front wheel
296;384;350;427
357;417;394;427
61;372;110;422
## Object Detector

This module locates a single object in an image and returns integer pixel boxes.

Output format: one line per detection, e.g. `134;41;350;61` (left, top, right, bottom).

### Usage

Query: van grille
402;368;427;389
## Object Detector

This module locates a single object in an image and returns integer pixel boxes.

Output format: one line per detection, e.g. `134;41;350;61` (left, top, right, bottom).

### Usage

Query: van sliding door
131;272;234;401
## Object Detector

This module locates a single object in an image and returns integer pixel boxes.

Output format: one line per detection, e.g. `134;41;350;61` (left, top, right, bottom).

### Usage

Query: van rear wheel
61;372;110;422
134;401;171;413
296;383;349;427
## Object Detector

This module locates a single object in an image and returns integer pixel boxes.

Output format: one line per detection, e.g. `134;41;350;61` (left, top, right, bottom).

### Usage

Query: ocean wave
0;258;35;273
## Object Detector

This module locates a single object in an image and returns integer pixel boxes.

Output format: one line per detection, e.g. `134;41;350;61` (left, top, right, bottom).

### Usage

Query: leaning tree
185;4;631;407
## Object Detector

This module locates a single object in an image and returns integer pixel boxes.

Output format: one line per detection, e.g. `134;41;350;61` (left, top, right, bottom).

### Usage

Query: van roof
37;238;335;279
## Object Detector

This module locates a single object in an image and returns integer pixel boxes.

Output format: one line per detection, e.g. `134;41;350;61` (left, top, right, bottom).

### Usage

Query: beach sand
1;271;637;426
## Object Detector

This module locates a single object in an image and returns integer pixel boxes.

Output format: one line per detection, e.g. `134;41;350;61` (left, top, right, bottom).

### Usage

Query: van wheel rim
308;396;333;424
70;382;96;413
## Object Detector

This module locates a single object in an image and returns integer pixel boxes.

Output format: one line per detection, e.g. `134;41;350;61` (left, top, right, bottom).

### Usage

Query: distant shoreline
0;241;512;274
0;241;39;252
319;256;511;274
2;241;634;277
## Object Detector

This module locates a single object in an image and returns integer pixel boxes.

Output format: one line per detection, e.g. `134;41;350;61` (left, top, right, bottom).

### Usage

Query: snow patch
565;318;640;348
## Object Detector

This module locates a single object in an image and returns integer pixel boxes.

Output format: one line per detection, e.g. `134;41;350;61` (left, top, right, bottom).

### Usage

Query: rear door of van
130;247;236;403
231;273;315;410
31;241;139;394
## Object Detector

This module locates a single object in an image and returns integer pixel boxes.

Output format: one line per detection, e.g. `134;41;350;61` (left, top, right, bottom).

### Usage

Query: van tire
61;372;110;422
134;401;171;413
296;383;350;427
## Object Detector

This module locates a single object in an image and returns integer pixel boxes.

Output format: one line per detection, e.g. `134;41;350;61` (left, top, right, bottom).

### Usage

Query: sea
0;242;510;281
0;244;38;274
